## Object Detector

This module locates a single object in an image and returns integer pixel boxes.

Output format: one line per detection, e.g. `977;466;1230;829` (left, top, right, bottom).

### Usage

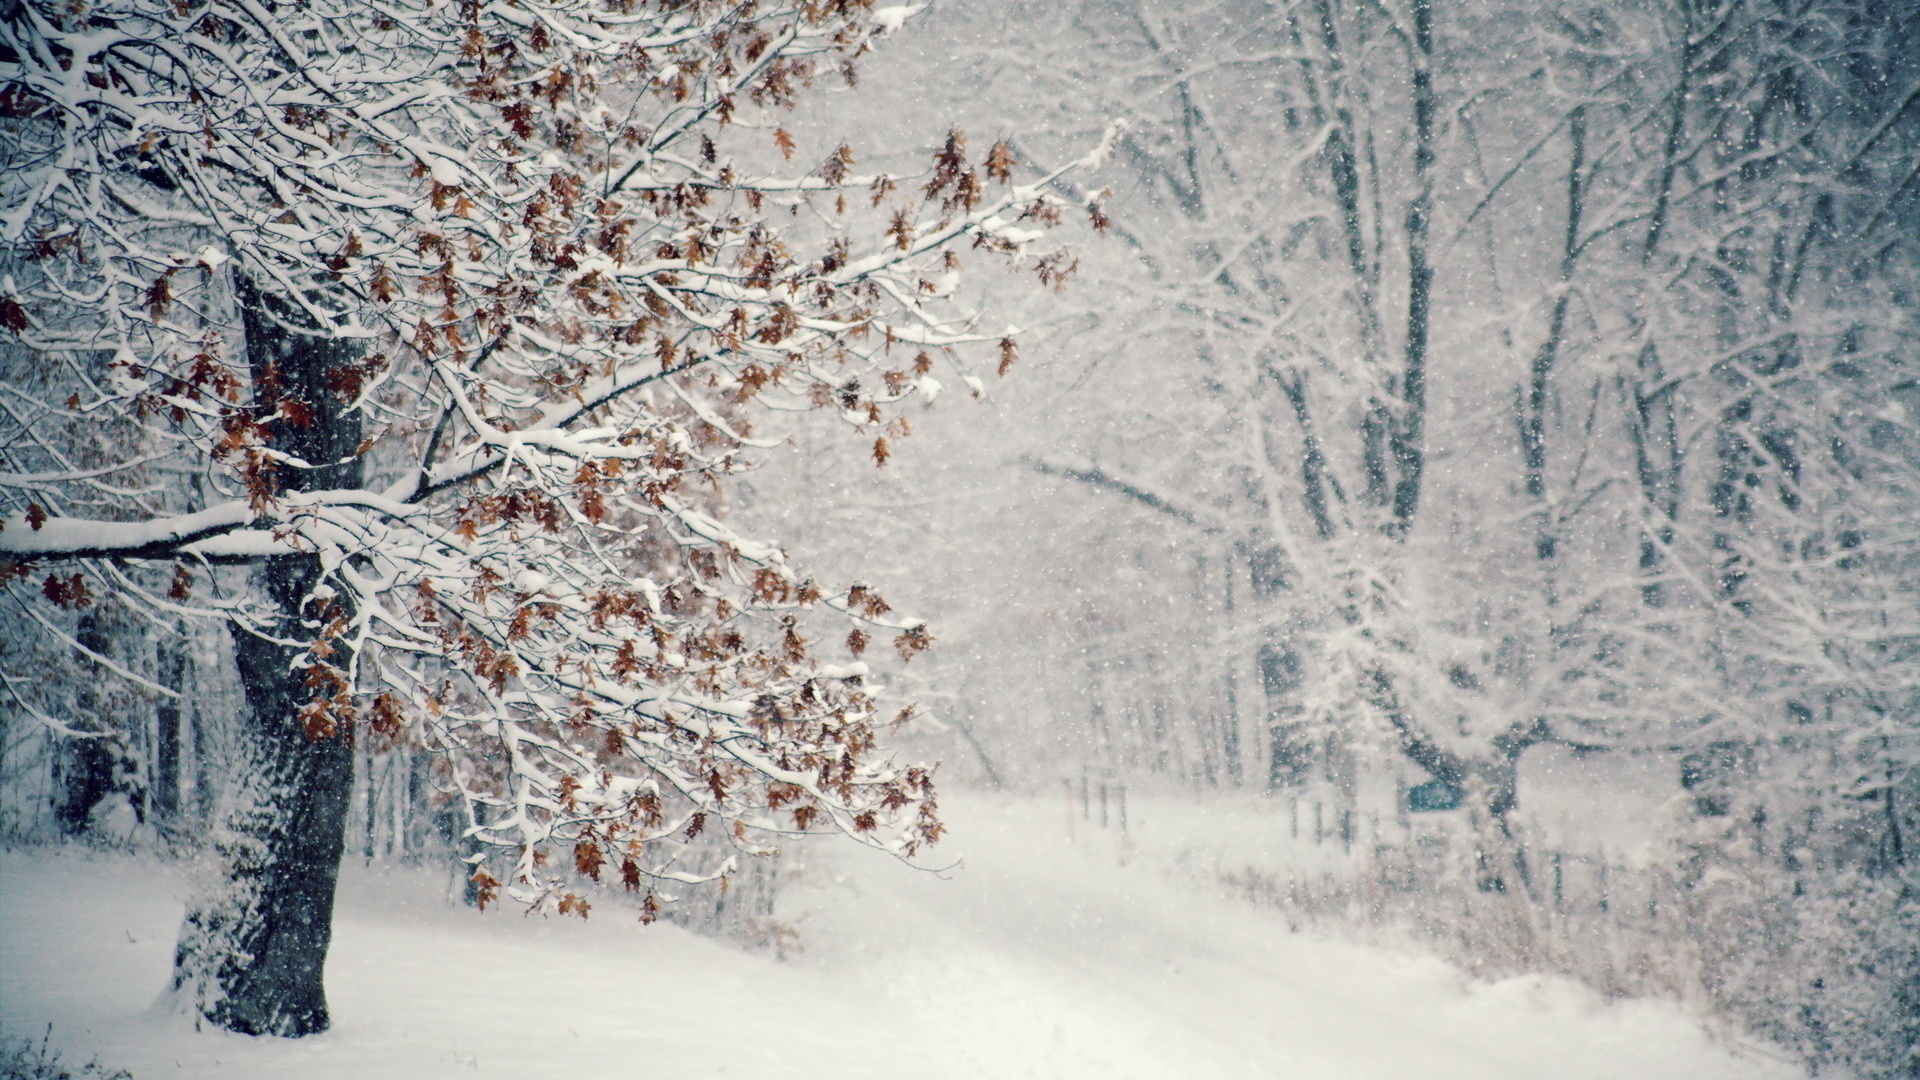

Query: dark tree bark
172;281;363;1037
1627;344;1682;607
1277;371;1338;540
1260;643;1310;790
1520;105;1586;563
152;630;187;824
1386;0;1434;537
51;611;118;835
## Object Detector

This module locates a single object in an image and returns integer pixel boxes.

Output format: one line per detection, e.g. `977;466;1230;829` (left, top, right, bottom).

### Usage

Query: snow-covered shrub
0;1030;131;1080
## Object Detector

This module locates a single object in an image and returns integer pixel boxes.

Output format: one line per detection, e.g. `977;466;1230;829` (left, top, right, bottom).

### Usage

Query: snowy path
1;796;1799;1079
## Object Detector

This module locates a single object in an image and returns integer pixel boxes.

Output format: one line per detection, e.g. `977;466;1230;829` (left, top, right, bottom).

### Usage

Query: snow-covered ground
1;795;1802;1079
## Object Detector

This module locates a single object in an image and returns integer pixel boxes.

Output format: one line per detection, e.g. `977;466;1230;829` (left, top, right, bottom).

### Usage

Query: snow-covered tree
754;7;1920;1068
842;0;1919;836
0;0;1110;1036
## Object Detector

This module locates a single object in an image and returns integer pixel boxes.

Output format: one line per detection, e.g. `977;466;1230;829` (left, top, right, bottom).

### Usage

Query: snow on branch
0;502;257;560
0;0;1112;913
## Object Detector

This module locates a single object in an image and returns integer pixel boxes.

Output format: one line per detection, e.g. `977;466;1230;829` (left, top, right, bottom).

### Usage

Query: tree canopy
1;0;1110;1034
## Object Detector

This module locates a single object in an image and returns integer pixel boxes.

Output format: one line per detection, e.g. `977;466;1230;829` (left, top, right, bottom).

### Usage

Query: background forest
763;0;1920;1073
4;0;1919;1076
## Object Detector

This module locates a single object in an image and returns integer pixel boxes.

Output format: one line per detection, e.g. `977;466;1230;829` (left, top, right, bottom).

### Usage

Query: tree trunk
1386;0;1434;537
171;282;363;1037
51;611;118;835
152;630;186;825
1520;105;1586;563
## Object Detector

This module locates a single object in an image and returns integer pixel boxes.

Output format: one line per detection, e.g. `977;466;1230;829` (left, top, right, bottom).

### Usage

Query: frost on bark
174;604;353;1035
172;291;363;1036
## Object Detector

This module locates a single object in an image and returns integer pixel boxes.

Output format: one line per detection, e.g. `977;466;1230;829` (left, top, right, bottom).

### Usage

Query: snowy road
1;796;1799;1079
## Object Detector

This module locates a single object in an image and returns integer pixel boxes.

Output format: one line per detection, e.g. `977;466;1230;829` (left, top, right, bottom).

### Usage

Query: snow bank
0;795;1802;1079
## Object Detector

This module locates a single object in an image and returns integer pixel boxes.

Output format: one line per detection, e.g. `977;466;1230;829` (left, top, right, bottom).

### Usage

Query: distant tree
927;0;1916;798
0;0;1106;1036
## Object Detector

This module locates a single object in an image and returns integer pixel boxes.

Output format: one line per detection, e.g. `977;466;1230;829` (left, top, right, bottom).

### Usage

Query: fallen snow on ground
0;795;1802;1079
